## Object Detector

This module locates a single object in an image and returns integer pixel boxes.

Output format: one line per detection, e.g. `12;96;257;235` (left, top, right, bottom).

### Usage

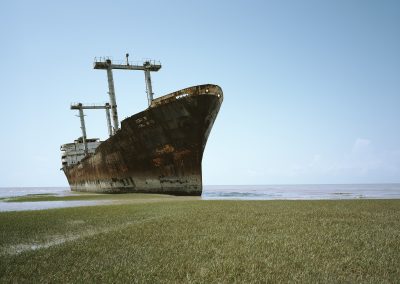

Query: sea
0;184;399;212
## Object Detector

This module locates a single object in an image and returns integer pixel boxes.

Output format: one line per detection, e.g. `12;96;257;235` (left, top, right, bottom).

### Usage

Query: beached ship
60;55;223;195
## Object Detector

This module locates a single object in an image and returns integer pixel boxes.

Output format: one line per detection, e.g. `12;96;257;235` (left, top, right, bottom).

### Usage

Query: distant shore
1;196;399;282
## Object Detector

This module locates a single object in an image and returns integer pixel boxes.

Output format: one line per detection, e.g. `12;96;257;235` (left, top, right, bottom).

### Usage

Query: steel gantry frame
70;103;112;154
93;54;162;135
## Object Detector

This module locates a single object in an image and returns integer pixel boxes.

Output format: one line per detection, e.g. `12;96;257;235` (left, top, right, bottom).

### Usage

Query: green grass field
1;197;399;283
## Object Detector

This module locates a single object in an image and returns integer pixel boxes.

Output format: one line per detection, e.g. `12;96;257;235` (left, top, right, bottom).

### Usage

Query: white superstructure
61;137;101;167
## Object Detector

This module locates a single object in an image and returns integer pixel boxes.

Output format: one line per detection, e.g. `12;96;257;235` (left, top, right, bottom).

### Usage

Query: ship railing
93;57;161;67
70;102;110;107
151;84;222;108
94;56;113;62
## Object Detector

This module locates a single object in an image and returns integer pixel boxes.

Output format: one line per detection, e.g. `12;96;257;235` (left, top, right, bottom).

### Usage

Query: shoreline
1;191;400;212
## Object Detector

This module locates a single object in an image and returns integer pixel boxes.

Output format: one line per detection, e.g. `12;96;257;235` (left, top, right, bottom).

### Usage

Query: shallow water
0;184;399;212
0;200;112;212
0;187;70;198
202;184;400;200
0;187;107;212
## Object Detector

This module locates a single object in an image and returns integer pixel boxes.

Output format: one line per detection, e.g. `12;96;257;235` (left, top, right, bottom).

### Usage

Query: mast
105;61;119;135
105;103;112;137
76;104;88;155
144;61;154;106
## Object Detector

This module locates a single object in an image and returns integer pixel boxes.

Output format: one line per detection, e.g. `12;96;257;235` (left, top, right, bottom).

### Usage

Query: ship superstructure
61;138;101;167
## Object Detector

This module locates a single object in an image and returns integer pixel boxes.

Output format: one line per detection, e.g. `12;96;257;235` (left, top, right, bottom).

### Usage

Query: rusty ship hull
63;84;223;195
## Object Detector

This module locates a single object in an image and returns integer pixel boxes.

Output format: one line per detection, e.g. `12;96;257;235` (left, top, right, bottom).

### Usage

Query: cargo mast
93;54;162;135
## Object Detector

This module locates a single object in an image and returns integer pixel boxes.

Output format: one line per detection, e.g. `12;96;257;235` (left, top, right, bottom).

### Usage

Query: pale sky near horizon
0;0;399;186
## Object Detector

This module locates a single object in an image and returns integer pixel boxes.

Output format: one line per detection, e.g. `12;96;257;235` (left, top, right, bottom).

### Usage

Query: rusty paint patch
155;144;175;155
173;149;191;161
152;157;163;167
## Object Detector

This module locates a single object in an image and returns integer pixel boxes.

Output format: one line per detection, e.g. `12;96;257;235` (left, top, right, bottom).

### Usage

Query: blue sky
0;0;399;186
